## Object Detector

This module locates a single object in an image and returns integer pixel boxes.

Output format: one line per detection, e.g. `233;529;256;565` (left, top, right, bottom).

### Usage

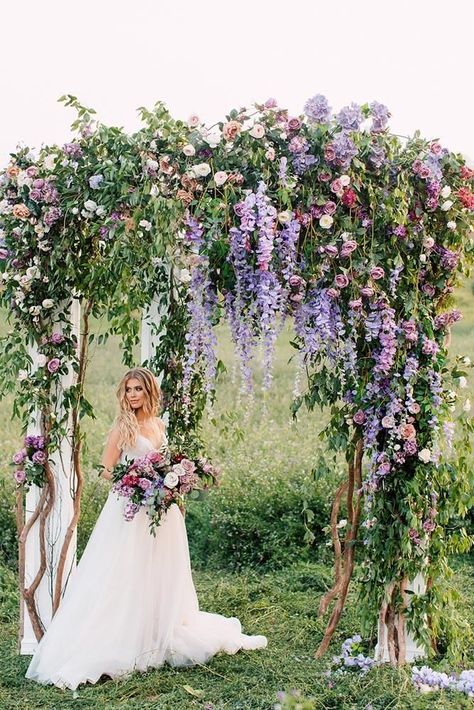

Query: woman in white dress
26;367;267;690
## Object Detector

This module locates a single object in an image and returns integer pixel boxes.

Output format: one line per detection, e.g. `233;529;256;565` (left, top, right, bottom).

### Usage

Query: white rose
193;163;211;177
29;305;41;316
84;199;97;212
265;147;276;161
249;123;265;139
19;274;32;287
188;114;200;128
173;463;187;478
447;221;457;231
179;268;192;283
164;471;179;488
319;214;334;229
37;354;48;367
278;210;292;224
95;206;106;217
18;370;28;381
340;232;351;241
146;158;159;171
149;184;160;197
418;448;431;463
182;144;196;157
43;154;56;170
340;175;351;187
71;207;79;215
463;398;472;412
423;237;434;249
17;172;32;188
441;185;451;199
139;219;152;231
441;200;453;211
214;171;228;187
420;254;427;263
26;266;40;279
203;130;221;148
458;376;467;389
42;299;54;309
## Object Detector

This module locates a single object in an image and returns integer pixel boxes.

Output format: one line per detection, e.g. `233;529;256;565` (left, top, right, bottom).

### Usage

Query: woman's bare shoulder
155;417;165;432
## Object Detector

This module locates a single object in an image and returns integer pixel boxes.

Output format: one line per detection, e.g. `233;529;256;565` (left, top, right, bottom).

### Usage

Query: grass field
0;280;473;709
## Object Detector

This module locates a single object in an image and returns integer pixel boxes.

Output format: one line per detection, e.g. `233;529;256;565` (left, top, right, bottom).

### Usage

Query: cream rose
182;144;196;157
193;163;211;178
214;171;228;187
164;471;179;488
418;448;431;463
319;214;334;229
249;123;265;139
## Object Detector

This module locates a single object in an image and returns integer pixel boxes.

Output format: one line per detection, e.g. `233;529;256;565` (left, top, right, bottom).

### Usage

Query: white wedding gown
26;430;267;690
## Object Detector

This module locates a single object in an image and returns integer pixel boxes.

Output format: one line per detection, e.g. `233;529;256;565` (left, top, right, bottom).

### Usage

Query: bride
26;367;267;690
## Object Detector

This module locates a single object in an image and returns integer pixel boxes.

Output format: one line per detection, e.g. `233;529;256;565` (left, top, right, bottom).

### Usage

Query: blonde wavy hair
114;367;163;450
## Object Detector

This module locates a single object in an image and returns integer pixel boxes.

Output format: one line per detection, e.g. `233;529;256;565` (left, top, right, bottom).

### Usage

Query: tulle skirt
25;494;267;690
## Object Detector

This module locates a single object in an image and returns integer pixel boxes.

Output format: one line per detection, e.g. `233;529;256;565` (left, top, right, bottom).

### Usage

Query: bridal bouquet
110;449;221;533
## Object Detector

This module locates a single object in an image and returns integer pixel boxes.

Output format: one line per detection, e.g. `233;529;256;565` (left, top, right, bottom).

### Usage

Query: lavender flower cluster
330;635;376;676
412;665;474;696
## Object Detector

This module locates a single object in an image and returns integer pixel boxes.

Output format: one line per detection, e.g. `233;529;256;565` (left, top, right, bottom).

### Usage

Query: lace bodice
120;430;169;463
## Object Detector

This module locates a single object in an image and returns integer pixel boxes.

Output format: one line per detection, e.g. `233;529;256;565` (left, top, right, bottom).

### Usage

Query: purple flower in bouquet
25;435;45;449
32;450;47;465
89;174;104;189
44;207;62;226
340;240;358;257
47;358;61;373
50;332;65;345
13;449;27;464
29;188;43;202
336;103;363;131
434;309;462;330
14;469;26;484
368;143;386;168
422;337;440;357
63;142;83;159
292;153;318;175
433;244;460;271
288;136;308;154
369;102;390;132
304;94;331;123
329;132;358;169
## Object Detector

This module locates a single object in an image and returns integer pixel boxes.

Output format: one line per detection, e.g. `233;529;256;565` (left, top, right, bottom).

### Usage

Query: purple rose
26;166;38;178
324;245;339;258
349;298;362;310
32;178;45;189
63;142;83;159
14;469;26;484
323;201;337;215
0;248;9;260
340;240;357;257
29;188;43;202
335;274;349;288
32;450;47;465
289;275;305;289
47;358;61;373
360;286;375;297
326;288;340;299
50;332;65;345
13;449;27;464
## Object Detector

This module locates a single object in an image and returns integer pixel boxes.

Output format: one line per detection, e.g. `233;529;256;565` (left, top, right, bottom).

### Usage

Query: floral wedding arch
1;94;473;665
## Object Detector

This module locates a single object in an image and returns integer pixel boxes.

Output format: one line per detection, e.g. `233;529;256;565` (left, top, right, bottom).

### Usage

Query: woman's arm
100;427;121;480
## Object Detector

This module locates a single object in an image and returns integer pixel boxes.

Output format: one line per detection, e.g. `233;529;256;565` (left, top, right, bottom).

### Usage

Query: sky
1;0;473;165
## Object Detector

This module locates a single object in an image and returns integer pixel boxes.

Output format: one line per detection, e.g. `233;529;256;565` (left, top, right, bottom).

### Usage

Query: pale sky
1;0;473;166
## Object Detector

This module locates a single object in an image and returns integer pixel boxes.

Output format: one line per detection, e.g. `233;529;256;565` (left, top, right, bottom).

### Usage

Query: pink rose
339;240;357;257
353;410;366;425
323;201;337;215
326;288;340;299
47;358;61;373
370;266;385;280
330;179;343;194
14;469;26;484
349;299;362;310
222;121;242;141
399;423;416;440
287;117;301;131
335;274;349;288
360;286;375;297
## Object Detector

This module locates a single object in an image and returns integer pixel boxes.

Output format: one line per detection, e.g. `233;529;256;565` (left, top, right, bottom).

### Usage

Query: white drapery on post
375;574;427;663
20;298;81;654
141;292;169;428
